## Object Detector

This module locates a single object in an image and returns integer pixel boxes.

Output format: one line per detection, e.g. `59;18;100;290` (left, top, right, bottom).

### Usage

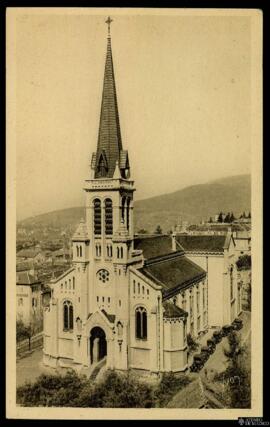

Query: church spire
92;18;129;179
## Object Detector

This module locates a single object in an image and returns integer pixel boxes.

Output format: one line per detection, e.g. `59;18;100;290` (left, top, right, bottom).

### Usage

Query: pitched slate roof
16;271;40;285
163;301;188;318
92;36;129;179
176;235;228;253
139;253;206;299
134;235;179;261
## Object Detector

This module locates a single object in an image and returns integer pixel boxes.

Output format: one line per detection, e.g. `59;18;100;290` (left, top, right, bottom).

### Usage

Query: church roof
176;235;228;253
134;235;179;260
162;301;188;318
92;35;129;179
139;253;206;299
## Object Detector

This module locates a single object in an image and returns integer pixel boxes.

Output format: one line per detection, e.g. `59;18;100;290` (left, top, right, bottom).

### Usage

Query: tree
218;212;223;223
222;332;251;408
155;225;162;235
187;333;199;354
230;212;235;223
16;320;30;343
224;213;231;223
236;255;251;270
209;217;213;223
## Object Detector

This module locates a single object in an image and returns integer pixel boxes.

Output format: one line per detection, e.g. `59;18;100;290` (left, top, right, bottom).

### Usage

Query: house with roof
16;248;45;265
16;271;43;326
43;22;241;377
174;233;242;327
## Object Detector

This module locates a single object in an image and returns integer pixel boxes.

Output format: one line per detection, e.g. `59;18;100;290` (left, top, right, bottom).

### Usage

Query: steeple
91;18;130;180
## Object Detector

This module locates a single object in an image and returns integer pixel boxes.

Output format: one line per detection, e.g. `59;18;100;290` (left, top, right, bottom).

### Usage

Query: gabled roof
163;301;188;318
16;271;40;285
176;235;228;253
139;253;206;299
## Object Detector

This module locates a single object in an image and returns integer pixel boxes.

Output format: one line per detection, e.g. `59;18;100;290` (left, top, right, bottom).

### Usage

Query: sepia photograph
6;7;262;420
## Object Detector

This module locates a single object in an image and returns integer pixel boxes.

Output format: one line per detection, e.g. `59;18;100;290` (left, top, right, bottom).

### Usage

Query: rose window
98;269;109;283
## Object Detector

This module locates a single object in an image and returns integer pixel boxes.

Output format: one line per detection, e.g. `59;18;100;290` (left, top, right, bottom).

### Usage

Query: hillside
18;174;251;233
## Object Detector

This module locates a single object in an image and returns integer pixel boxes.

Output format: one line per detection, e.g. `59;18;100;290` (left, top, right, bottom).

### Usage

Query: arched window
109;246;112;257
69;279;71;290
126;198;131;231
117;247;120;258
73;277;75;290
79;246;82;257
120;247;123;259
133;280;136;293
135;307;147;339
105;198;113;235
138;283;140;294
63;301;73;331
76;246;79;257
142;286;145;295
93;199;102;236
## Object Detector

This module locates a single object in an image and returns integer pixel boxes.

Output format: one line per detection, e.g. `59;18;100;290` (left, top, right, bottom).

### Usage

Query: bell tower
84;17;135;263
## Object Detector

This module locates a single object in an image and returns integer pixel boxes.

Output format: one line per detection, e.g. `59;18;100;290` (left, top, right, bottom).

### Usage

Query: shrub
154;372;191;407
187;333;199;353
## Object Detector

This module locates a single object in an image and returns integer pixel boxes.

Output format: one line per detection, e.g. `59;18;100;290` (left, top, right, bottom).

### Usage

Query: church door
90;326;107;364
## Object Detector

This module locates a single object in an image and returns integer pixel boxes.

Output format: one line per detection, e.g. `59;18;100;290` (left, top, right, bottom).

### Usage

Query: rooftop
139;253;206;299
16;248;42;258
162;301;188;318
175;235;228;253
16;271;40;285
134;235;177;260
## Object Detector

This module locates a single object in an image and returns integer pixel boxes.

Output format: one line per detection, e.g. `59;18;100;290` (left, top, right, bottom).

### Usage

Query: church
43;20;241;376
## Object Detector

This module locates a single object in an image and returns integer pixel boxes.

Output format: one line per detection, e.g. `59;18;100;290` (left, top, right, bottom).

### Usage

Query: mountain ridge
18;174;251;233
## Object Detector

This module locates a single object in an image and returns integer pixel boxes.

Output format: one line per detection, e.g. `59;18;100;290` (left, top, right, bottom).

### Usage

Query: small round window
97;269;110;283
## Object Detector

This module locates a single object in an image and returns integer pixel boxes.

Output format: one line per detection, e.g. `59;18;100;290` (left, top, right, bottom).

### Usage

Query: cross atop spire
105;16;113;37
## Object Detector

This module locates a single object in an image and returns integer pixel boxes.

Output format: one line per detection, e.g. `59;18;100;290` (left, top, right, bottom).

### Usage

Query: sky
12;10;252;220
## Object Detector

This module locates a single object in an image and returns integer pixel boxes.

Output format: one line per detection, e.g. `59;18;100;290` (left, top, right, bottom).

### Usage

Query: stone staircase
90;357;106;381
80;357;107;382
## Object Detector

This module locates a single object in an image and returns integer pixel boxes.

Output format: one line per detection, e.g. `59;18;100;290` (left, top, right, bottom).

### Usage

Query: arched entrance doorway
90;326;107;364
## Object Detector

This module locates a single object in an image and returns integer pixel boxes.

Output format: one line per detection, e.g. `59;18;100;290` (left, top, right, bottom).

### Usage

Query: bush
17;370;87;407
154;372;191;407
17;370;154;408
187;333;199;353
221;332;251;408
236;255;251;270
17;369;194;408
